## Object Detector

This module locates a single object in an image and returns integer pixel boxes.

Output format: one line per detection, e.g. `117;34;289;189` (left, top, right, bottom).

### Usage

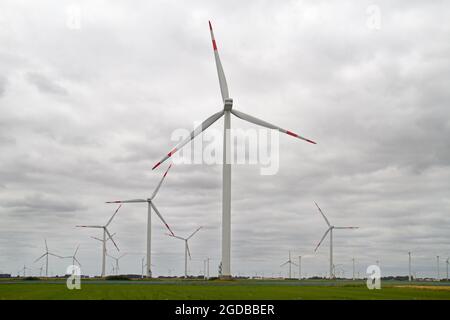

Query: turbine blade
44;239;48;252
186;242;192;260
107;232;117;241
150;202;174;236
314;228;331;252
74;245;80;256
167;233;185;241
74;257;82;266
208;20;229;102
280;261;289;267
152;110;224;170
77;225;103;228
150;164;172;200
34;253;47;263
231;109;316;144
187;226;202;240
106;204;122;227
106;199;147;203
48;253;63;259
90;236;102;242
314;202;331;227
119;253;126;260
105;228;119;252
334;226;359;229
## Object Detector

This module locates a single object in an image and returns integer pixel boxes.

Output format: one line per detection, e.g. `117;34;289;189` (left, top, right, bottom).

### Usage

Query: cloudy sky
0;0;449;278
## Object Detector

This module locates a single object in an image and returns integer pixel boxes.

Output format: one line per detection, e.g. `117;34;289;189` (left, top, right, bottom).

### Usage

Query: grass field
1;279;450;300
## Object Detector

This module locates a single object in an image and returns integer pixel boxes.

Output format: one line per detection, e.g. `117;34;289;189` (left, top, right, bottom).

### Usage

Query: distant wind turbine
280;251;298;279
313;202;358;279
76;205;121;277
34;239;63;277
152;21;316;279
408;252;412;282
168;227;202;278
63;245;81;269
107;164;174;278
107;253;126;275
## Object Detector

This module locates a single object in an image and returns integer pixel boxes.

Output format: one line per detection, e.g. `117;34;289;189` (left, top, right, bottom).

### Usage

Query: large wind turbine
34;239;63;277
313;202;358;279
106;164;174;278
280;251;297;279
168;227;202;278
76;205;121;277
152;21;316;279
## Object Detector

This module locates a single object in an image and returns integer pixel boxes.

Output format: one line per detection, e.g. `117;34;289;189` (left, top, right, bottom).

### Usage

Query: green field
1;279;450;300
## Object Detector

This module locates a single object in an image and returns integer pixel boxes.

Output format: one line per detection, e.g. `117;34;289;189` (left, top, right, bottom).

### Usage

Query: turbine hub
223;98;233;111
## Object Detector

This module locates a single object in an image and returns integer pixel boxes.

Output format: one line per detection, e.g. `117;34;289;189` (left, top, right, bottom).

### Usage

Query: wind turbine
168;227;202;278
298;255;302;280
280;251;297;279
446;258;449;281
18;265;30;277
408;252;412;282
63;245;81;270
313;202;358;279
34;239;63;277
107;253;126;275
152;21;316;280
352;257;356;280
437;256;440;281
76;205;121;277
107;164;174;278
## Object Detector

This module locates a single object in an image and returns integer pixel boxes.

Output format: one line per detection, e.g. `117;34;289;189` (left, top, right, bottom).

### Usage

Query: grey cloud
26;72;68;95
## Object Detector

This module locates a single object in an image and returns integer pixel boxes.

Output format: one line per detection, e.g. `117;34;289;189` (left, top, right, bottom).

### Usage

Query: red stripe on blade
305;138;317;144
286;131;299;138
168;148;177;157
212;39;217;50
152;161;161;170
163;164;172;177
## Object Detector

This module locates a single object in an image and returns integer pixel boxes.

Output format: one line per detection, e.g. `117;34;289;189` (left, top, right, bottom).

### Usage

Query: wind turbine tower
298;256;302;280
437;256;440;281
408;252;412;282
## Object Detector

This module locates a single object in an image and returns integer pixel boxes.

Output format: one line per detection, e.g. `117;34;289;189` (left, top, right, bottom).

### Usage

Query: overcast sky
0;0;449;278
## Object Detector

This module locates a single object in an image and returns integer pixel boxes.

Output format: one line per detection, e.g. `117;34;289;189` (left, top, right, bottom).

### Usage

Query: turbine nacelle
223;98;233;111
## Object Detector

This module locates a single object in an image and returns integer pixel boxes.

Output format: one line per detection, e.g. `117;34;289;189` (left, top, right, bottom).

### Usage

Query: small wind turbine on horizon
76;205;121;277
313;202;358;279
168;227;202;278
34;239;63;277
107;253;126;275
152;21;316;279
63;245;81;269
446;258;449;281
280;251;298;279
107;164;174;278
18;265;30;277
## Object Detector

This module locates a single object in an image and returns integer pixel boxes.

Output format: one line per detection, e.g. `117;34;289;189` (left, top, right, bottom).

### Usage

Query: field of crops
1;279;450;300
